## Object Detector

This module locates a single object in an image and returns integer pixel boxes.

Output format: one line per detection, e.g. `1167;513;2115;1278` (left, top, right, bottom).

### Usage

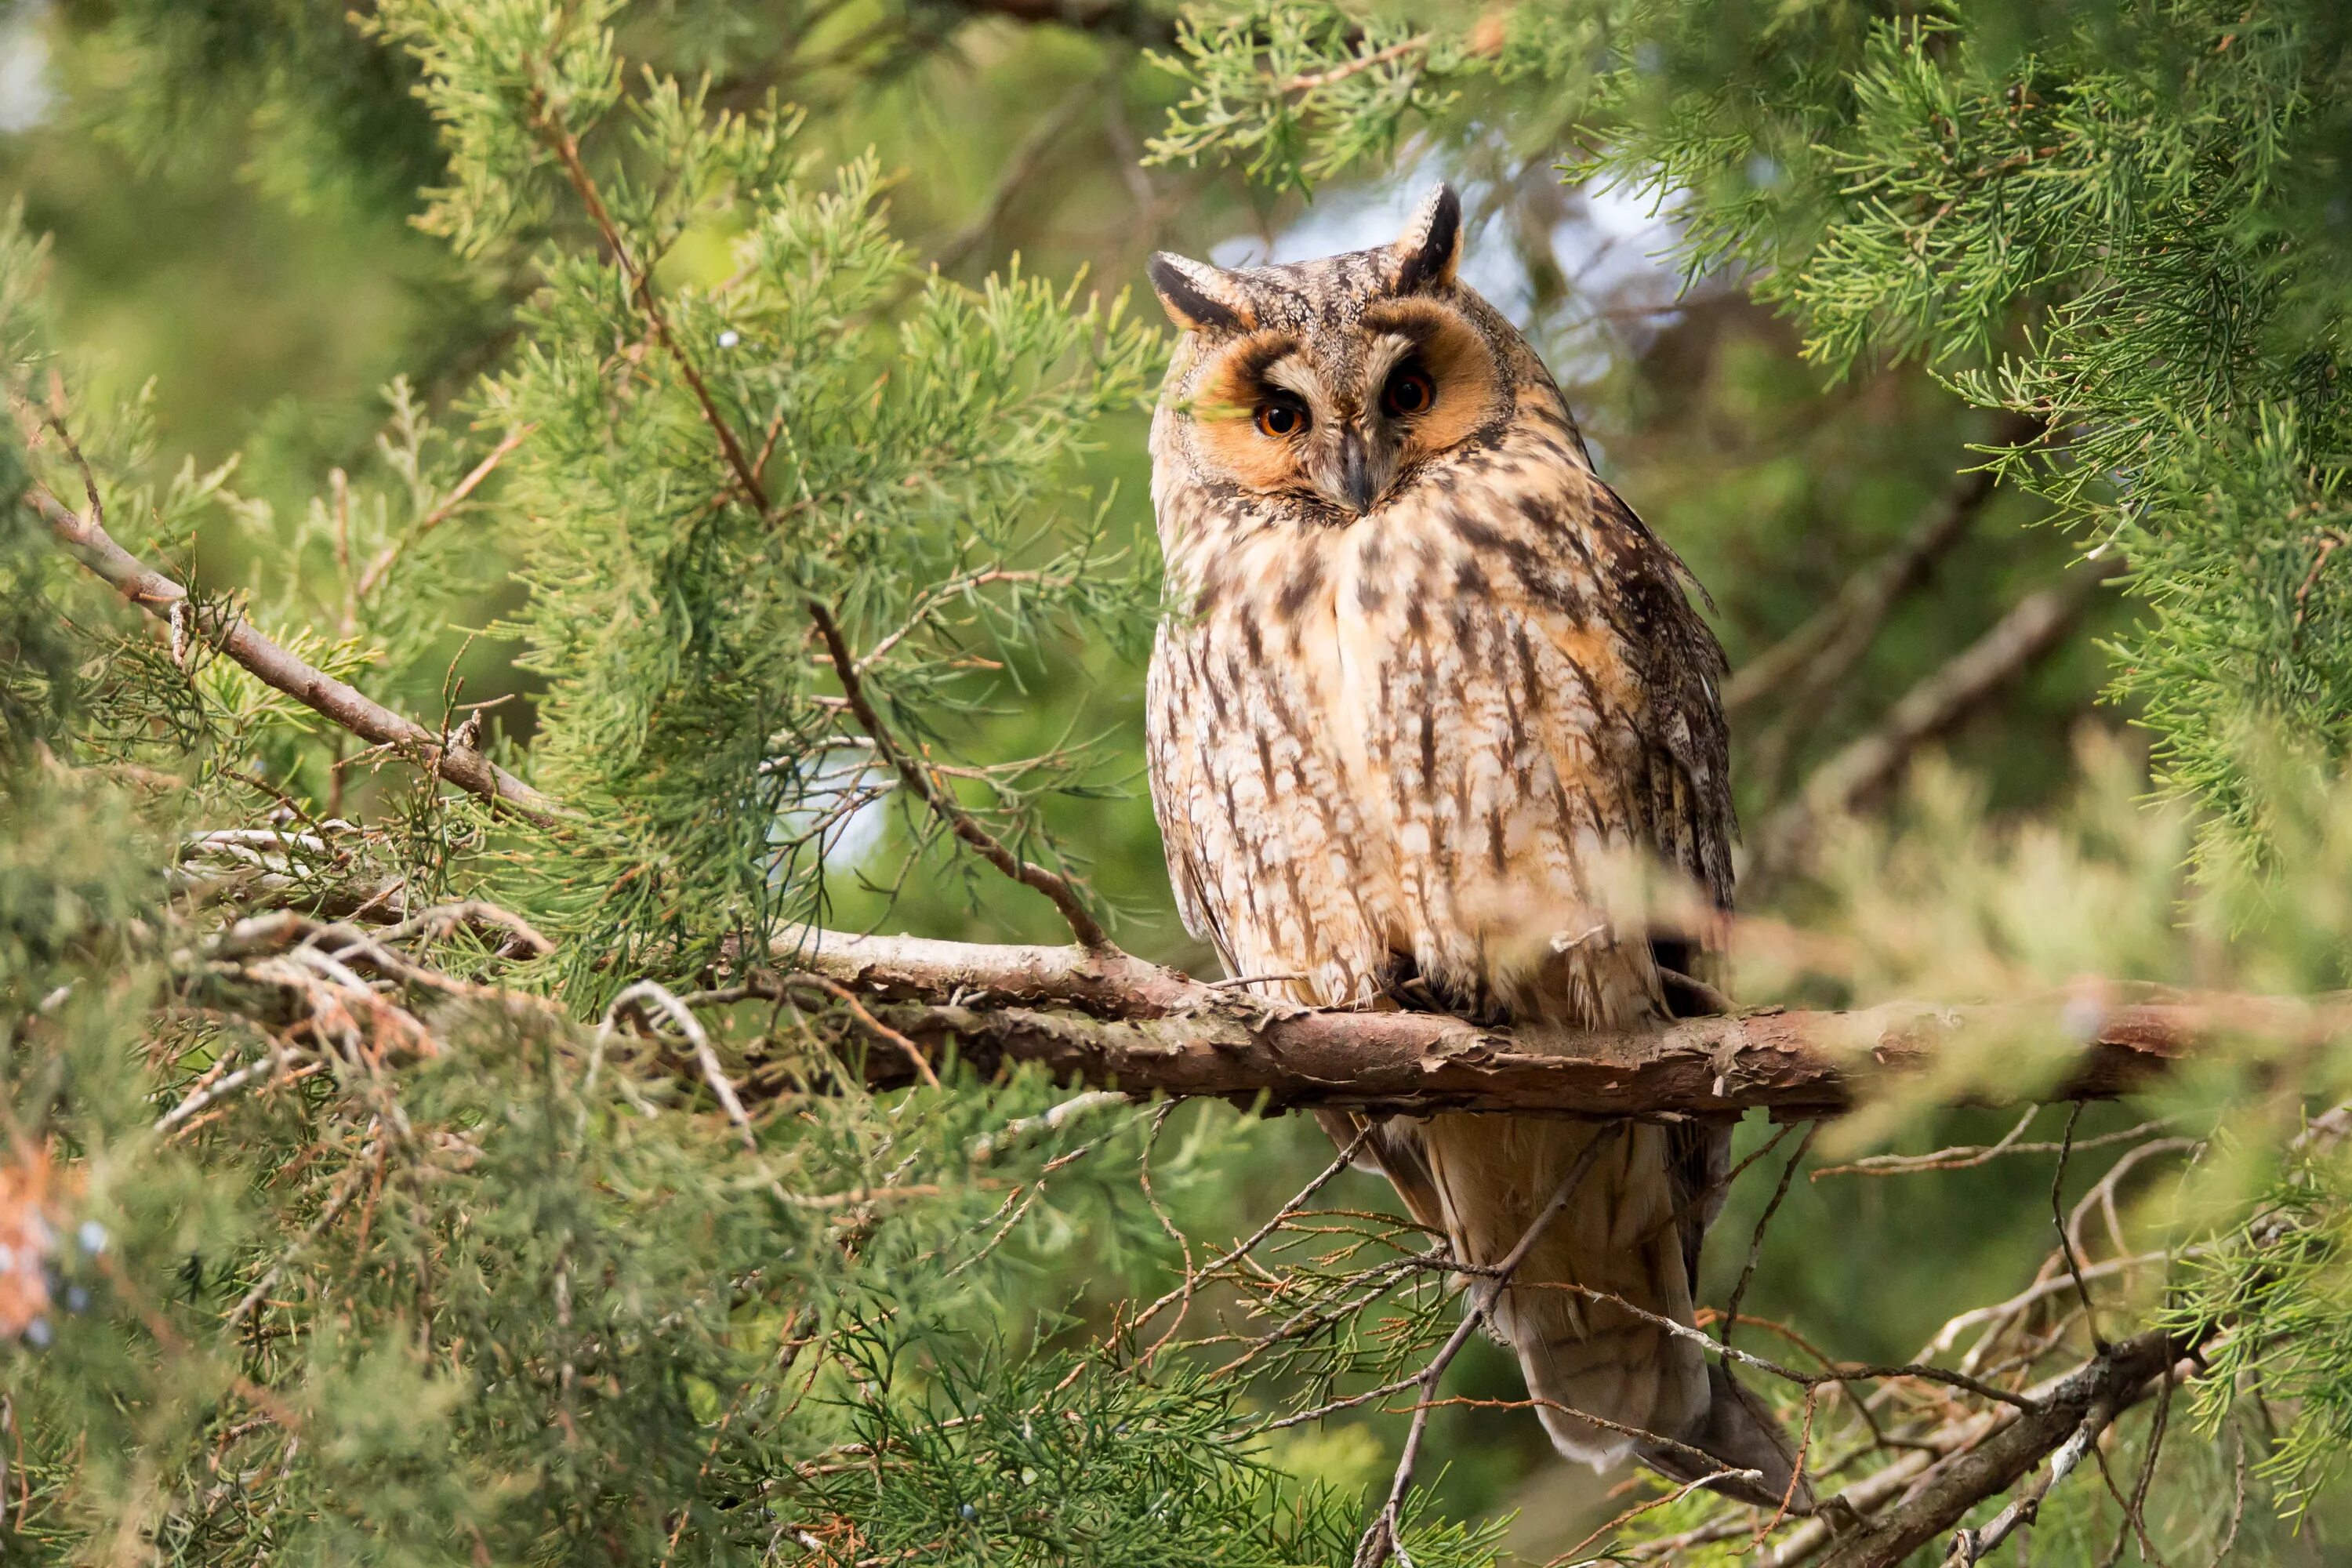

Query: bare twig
606;982;760;1154
2053;1102;2109;1352
530;94;771;517
1134;1125;1370;1342
1925;1251;2178;1365
1813;1113;2181;1179
375;899;555;958
795;972;942;1088
1723;1123;1817;1344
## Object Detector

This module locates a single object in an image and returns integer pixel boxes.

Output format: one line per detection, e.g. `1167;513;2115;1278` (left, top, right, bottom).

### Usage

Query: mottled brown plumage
1142;188;1802;1504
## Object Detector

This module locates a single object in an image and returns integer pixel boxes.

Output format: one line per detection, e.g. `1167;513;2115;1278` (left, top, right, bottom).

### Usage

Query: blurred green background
0;2;2188;1555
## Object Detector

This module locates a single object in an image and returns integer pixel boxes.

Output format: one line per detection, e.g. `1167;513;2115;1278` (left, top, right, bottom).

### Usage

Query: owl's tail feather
1399;1116;1813;1513
1637;1363;1813;1510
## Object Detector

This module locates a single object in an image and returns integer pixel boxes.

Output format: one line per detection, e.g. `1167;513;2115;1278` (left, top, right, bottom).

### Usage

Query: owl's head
1149;184;1550;522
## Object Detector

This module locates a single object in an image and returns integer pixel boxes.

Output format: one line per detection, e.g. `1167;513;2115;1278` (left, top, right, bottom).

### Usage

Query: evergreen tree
5;2;2352;1565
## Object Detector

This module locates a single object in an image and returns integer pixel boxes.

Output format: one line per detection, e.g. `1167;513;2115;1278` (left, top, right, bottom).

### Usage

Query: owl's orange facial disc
1188;332;1324;494
1361;299;1503;459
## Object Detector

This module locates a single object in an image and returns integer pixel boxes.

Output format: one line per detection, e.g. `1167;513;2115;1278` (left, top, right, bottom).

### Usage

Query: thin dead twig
2053;1103;2109;1352
808;600;1110;949
1814;1112;2181;1179
605;982;762;1155
1135;1125;1371;1353
1724;1122;1817;1345
530;93;770;517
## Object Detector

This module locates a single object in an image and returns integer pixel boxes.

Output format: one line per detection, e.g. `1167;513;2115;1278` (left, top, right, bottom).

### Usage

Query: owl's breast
1147;466;1665;1026
1146;519;1409;1009
1324;488;1659;1022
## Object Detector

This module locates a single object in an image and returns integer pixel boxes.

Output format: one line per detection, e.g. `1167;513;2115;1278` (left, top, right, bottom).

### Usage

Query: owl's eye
1254;399;1309;438
1381;364;1436;418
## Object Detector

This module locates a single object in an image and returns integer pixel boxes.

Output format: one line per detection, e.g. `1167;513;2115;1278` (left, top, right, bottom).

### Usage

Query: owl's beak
1337;427;1377;513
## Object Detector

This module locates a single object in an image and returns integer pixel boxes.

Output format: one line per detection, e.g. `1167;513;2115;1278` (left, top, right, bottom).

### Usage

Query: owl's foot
1375;950;1511;1026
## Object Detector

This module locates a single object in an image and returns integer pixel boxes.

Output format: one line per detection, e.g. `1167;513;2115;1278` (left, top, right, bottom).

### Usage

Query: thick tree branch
771;930;2271;1117
1819;1330;2182;1568
27;481;557;824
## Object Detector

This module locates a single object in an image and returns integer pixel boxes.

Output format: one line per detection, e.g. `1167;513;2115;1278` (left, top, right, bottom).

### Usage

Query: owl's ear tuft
1389;183;1463;293
1149;252;1254;333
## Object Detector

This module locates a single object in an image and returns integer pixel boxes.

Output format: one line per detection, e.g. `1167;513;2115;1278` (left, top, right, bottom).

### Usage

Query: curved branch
804;606;1112;949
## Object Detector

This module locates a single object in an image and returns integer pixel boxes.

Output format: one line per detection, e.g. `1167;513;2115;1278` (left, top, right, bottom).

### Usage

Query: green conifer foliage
11;2;2352;1564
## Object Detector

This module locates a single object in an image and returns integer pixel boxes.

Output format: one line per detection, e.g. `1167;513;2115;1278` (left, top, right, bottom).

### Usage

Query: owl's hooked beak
1311;419;1398;516
1337;427;1377;513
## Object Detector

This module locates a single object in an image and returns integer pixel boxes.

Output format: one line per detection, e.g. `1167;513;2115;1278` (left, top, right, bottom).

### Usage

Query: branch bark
1818;1330;2181;1568
771;930;2269;1118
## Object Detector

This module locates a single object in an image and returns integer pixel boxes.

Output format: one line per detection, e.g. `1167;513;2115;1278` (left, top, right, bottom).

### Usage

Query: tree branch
1725;414;2044;720
768;929;2278;1117
1820;1330;2183;1568
1753;555;2125;872
805;606;1112;949
27;481;557;824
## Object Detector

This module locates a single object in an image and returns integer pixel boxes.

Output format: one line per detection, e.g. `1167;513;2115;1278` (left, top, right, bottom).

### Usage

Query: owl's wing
1143;627;1238;972
1587;475;1738;1282
1586;475;1736;920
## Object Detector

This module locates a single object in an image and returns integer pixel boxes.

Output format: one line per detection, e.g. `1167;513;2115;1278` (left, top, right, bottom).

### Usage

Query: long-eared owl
1142;186;1803;1504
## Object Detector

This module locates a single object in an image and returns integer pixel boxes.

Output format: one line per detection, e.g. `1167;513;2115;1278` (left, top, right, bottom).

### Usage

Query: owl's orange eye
1381;364;1436;418
1254;400;1308;439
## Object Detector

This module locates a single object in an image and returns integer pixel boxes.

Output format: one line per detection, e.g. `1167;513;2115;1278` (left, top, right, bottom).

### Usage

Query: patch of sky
0;1;54;135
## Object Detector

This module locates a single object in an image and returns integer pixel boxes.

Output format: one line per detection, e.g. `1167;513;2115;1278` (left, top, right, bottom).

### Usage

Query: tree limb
768;929;2278;1118
1725;414;2044;720
27;482;557;824
1753;555;2125;872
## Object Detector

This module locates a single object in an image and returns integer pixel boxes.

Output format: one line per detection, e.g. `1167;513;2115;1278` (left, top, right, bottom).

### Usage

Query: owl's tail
1393;1114;1810;1511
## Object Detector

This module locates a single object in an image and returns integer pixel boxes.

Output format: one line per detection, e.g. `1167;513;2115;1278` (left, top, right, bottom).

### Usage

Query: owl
1142;187;1803;1506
